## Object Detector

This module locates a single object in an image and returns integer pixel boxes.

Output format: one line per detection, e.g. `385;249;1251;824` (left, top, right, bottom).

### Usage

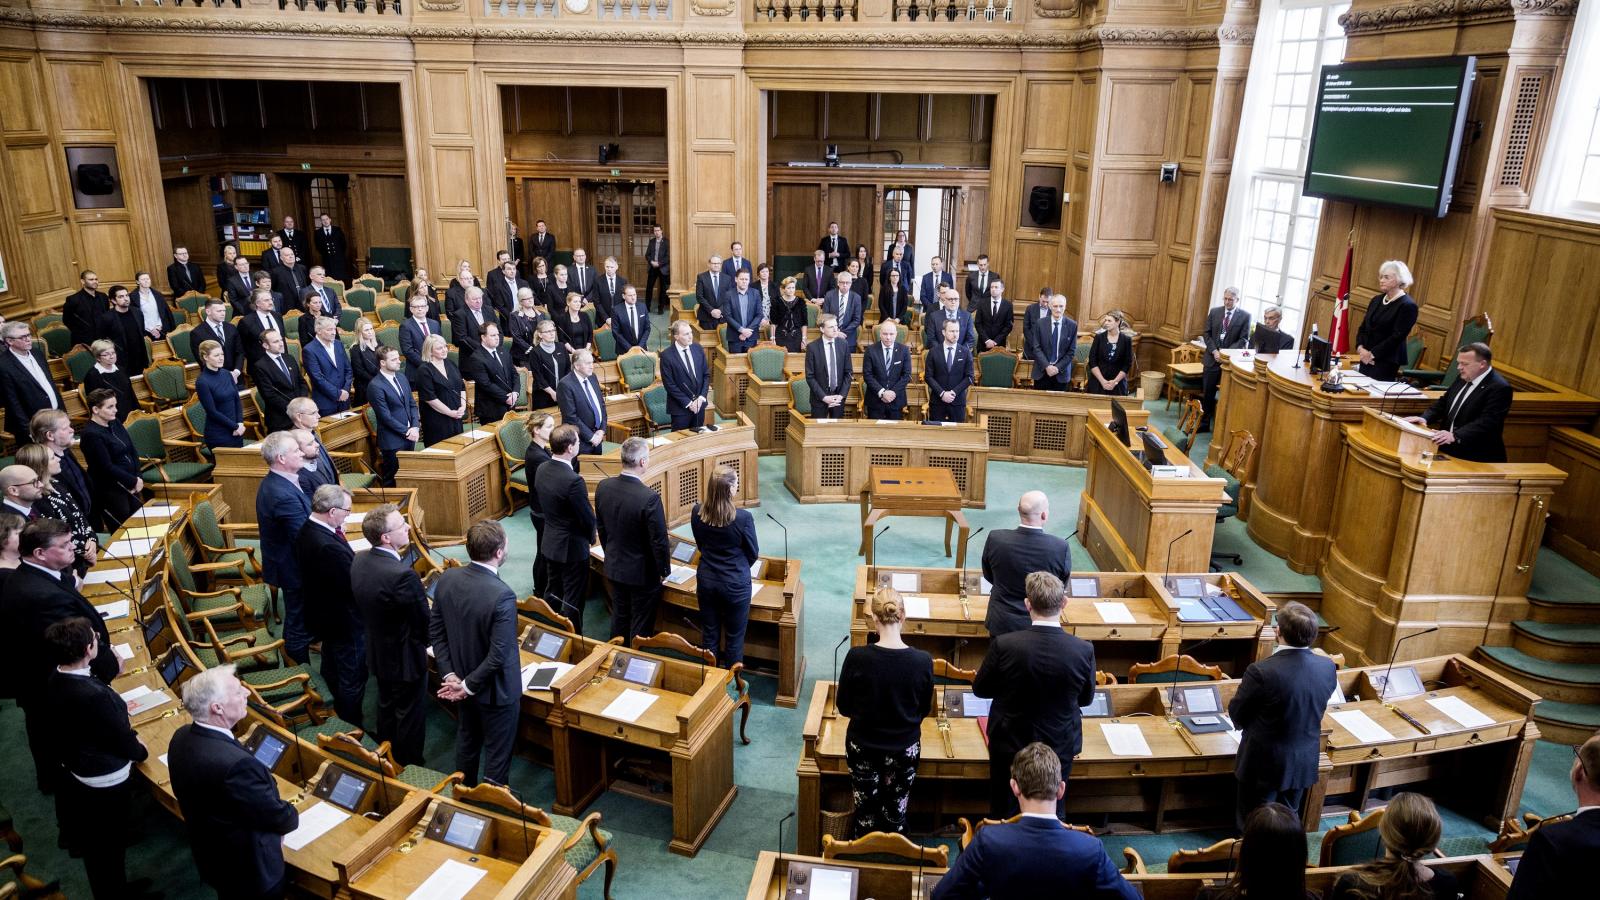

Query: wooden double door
508;175;666;286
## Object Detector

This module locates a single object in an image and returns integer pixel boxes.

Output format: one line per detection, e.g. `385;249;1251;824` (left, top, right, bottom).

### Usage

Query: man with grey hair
168;664;299;900
450;285;501;365
304;314;352;415
300;264;340;316
257;431;312;662
0;319;65;437
296;484;365;727
558;348;608;454
1201;286;1250;431
1251;305;1295;354
981;490;1074;636
595;437;671;644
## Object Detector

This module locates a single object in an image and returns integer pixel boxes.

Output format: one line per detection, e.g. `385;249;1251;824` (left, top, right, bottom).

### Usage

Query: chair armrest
225;637;286;665
245;671;310;693
189;557;247;577
186;600;246;621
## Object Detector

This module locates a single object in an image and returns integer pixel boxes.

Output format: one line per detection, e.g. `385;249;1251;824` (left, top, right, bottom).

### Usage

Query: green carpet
0;393;1592;898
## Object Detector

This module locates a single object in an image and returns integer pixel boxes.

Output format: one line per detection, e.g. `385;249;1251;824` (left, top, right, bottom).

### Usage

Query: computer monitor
670;541;697;564
1138;429;1168;468
247;732;287;770
1308;334;1332;374
1109;400;1132;447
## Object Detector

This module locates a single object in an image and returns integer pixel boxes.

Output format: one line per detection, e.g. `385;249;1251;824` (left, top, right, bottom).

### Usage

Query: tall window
592;184;623;261
882;189;912;256
1214;0;1349;339
308;177;337;221
1532;0;1600;221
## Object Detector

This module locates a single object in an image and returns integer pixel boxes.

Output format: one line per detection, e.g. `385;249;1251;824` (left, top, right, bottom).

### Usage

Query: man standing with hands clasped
595;437;672;645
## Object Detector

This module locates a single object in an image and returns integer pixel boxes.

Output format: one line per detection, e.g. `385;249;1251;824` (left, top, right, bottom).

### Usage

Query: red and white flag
1330;241;1353;355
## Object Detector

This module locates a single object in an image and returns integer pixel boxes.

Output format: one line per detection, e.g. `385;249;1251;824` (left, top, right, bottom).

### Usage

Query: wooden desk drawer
1071;624;1165;641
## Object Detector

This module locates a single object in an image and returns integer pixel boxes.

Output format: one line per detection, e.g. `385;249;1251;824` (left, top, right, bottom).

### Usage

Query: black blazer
462;345;517;425
63;289;107;347
593;274;628;325
1228;648;1337;791
238;310;287;367
253;353;308;435
270;264;309;312
965;270;1003;309
350;343;381;407
1086;330;1134;390
223;271;258;316
45;670;148;778
1421;368;1513;463
78;420;142;530
0;347;63;430
167;723;299;896
595;474;671;587
1507;808;1600;900
351;548;431;683
981;527;1073;636
56;451;93;524
0;564;117;705
973;625;1097;761
294;521;358;640
450;306;502;363
527;344;570;408
694;271;726;330
1203;304;1252;370
924;341;975;402
167;260;207;297
534;458;596;564
554;311;593;353
192;320;245;372
1252;327;1295;354
1355;293;1419;370
804;336;852;401
429;563;521;704
82;366;138;424
878;283;912;324
863;342;912;407
529;231;557;263
485;274;529;319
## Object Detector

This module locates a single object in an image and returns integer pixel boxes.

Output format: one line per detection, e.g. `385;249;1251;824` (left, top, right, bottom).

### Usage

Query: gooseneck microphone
1163;528;1194;588
765;512;789;565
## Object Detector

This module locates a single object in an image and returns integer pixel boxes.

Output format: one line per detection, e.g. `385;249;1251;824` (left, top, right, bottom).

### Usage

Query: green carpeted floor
0;393;1591;898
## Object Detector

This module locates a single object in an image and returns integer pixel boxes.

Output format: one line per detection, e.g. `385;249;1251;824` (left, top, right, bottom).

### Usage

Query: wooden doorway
580;180;662;286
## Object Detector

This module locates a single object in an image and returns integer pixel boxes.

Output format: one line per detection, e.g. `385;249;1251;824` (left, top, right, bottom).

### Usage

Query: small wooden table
1167;360;1205;380
858;466;971;568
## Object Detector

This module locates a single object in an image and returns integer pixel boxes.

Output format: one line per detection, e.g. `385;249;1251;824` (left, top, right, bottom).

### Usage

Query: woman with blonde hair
16;443;97;576
81;339;138;425
415;333;465;446
835;587;934;837
350;318;382;406
689;465;759;667
1087;310;1134;395
1327;792;1457;900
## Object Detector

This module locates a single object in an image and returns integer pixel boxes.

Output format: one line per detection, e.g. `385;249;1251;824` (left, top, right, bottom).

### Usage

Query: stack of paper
95;599;131;620
1101;723;1153;757
1427;695;1494;729
120;685;173;717
140;505;181;518
665;565;695;585
1093;602;1135;624
106;537;157;557
1330;709;1394;742
601;689;658;723
112;643;135;661
889;572;920;592
283;802;350;850
406;859;487;900
464;429;495;441
902;596;931;619
84;567;134;585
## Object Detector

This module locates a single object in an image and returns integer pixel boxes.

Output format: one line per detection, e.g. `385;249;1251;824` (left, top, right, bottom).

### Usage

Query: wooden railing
482;0;676;20
750;0;1015;23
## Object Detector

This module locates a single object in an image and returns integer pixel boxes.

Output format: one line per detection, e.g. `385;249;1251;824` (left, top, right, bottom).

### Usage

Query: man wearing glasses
0;321;64;446
294;485;366;728
0;465;43;519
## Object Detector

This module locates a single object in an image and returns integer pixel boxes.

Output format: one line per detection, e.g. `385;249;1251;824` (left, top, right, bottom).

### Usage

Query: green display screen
1302;57;1475;217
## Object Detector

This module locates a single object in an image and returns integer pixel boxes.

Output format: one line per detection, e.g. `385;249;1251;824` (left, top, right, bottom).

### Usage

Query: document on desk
282;801;349;850
665;565;695;585
106;537;157;557
902;596;931;619
139;505;181;518
84;567;134;585
95;599;131;620
1331;709;1395;743
1093;601;1136;624
419;446;452;454
120;685;173;717
120;523;170;541
522;661;574;691
1101;723;1153;757
406;858;487;900
464;429;495;441
112;643;134;661
347;538;371;552
888;572;920;592
1427;695;1495;729
601;688;658;723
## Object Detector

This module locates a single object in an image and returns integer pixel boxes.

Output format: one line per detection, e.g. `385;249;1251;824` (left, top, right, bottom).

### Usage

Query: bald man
981;491;1074;636
0;464;43;519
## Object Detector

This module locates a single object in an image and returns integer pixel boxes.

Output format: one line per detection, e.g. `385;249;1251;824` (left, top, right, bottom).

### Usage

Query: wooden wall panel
770;91;819;140
79;220;136;281
522;179;574;247
1013;239;1061;304
825;93;870;140
694;151;734;216
1089;256;1152;322
878;96;919;142
1024;82;1073;153
1475;212;1600;396
826;185;875;261
1103;81;1171;157
693;76;734;143
961;187;988;272
48;60;113;135
1095;171;1158;242
0;60;42;134
7;145;61;218
162;177;214;267
570;87;617;135
768;91;992;168
22;224;76;295
772;183;821;257
354;175;412;250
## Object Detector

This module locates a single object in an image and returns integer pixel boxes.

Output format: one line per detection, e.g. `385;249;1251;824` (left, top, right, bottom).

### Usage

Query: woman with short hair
1355;260;1420;381
81;339;139;425
1086;311;1134;396
415;334;466;447
79;388;144;531
196;339;246;451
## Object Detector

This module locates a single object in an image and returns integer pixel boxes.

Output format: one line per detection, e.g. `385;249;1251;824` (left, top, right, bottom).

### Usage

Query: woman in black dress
78;389;144;532
1194;802;1317;900
17;443;97;577
1086;311;1134;395
1355;259;1420;381
768;277;808;352
689;465;759;667
350;318;382;407
411;269;442;321
0;513;22;593
81;340;139;425
835;588;933;837
414;334;466;446
555;292;593;355
547;264;572;313
754;263;780;329
530;257;556;311
505;289;542;368
878;266;912;325
521;412;558;598
298;293;327;346
853;245;874;303
215;242;239;288
1326;793;1457;900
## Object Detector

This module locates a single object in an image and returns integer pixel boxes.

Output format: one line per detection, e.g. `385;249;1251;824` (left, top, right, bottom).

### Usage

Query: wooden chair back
932;658;975;684
1128;654;1224;684
1170;344;1203;365
517;594;576;633
1319;805;1387;866
822;831;949;867
1221;429;1258;483
634;632;716;665
958;815;1095;850
449;777;555;827
1166;837;1239;873
1095;670;1119;686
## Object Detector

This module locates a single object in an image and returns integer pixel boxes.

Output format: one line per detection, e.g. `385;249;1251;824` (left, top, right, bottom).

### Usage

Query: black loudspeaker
75;163;116;195
1027;186;1057;226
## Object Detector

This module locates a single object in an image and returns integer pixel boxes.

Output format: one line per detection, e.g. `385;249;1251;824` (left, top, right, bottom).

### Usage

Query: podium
784;414;988;506
578;413;760;527
1320;409;1568;664
394;427;509;541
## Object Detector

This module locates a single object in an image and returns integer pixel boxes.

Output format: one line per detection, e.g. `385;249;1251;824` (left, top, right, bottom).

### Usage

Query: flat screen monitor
1109;400;1131;447
1081;689;1112;718
160;651;188;686
324;770;372;812
608;653;663;687
1307;334;1332;374
248;732;287;770
522;627;568;661
941;688;992;718
1138;429;1168;468
1373;665;1426;700
670;541;697;564
427;808;491;853
1068;576;1100;598
143;610;166;645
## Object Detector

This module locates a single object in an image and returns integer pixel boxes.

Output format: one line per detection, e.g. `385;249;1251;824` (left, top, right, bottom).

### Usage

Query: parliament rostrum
577;412;761;528
784;414;989;506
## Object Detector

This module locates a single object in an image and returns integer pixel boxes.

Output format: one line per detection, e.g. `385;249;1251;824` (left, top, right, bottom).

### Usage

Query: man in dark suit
431;519;521;787
660;321;711;430
1229;601;1336;829
0;321;65;441
450;287;501;365
594;256;628;326
270;247;310;311
720;241;754;280
803;250;831;300
695;254;727;331
535;425;597;629
63;269;108;349
982;491;1073;636
1251;305;1295;354
314;213;351;283
919;256;956;315
223;256;257;316
818;222;850;270
529;219;556;264
259;235;287;274
302;315;353;415
964;254;1002;310
95;284;151;371
1405;342;1513;463
723;269;763;353
1020;288;1052;361
973;572;1096;818
804;315;852;419
31;410;92;527
193;298;244;375
644;224;670;312
351;504;431;764
239;291;286;375
256;431;312;663
863;319;911;420
926;318;975;423
400;295;440;383
974;278;1014;351
368;347;420;485
444;268;478;320
295;484;366;727
1507;730;1600;900
925;288;975;351
527;319;569;410
612;285;652;353
254;329;308;435
884;232;914;279
301;265;341;318
558;350;608;454
168;667;299;900
462;322;517;425
1026;294;1077;391
569;247;597;305
167;245;207;296
0;520;119;791
1201;287;1250;430
596;438;672;644
277;215;311;261
932;743;1139;900
823;271;864;349
485;259;528;321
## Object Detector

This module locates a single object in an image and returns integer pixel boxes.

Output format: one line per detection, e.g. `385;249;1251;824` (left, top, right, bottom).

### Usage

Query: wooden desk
743;357;900;453
205;411;375;524
970;387;1149;466
859;467;970;569
1078;411;1227;572
745;851;945;900
395;426;509;541
784;414;988;507
578;413;760;528
547;643;739;856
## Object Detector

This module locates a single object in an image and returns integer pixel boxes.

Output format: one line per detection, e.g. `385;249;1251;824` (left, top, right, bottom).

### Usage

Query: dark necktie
1223;310;1232;332
825;341;836;387
1052;320;1061;361
336;527;348;544
629;305;638;338
276;355;290;380
1448;381;1475;426
946;345;954;370
682;347;694;379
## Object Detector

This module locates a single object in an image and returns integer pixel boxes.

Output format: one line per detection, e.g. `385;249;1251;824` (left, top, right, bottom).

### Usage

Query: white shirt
11;349;57;405
471;560;500;575
1028;619;1063;628
310;516;339;534
138;289;162;328
195;721;237;741
376;545;403;560
22;560;60;580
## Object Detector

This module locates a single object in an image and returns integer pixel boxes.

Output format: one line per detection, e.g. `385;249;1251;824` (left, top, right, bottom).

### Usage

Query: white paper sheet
1223;715;1244;746
1427;695;1495;729
1329;683;1347;707
140;505;181;518
464;429;495;441
105;538;157;557
347;538;372;552
1093;601;1136;624
902;596;931;619
1331;709;1395;743
522;661;574;691
283;801;350;850
591;545;606;560
889;572;919;592
112;643;135;661
601;688;658;723
979;577;992;596
1100;723;1153;757
405;858;487;900
665;565;695;585
94;599;131;620
648;436;673;447
124;688;173;717
84;567;134;585
158;753;168;766
419;447;451;454
809;867;855;900
327;410;359;420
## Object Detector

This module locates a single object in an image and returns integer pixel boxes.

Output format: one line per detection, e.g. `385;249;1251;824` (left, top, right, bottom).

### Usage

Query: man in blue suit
822;271;863;349
925;318;974;423
932;743;1139;900
720;241;753;280
1507;731;1600;900
1025;293;1077;391
302;315;353;414
1229;600;1337;830
863;319;911;421
924;288;975;351
399;295;440;383
611;285;652;353
721;269;762;353
660;321;711;430
918;255;956;315
368;346;420;486
256;431;312;663
558;349;608;454
302;265;341;317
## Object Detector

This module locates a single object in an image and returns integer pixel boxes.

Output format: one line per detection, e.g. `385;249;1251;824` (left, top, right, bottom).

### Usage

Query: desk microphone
1163;528;1194;590
501;780;534;857
776;809;795;868
1377;380;1411;420
1300;324;1318;369
1378;625;1438;701
765;513;789;564
870;524;891;563
830;634;850;683
957;526;986;600
1165;634;1221;755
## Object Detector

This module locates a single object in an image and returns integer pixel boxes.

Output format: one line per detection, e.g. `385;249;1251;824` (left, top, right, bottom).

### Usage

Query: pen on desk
1386;703;1432;735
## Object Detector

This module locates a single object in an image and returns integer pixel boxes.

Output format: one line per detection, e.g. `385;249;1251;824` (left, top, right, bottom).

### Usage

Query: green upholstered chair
593;325;618;362
1318;806;1387;866
31;312;63;330
678;291;698;315
440;317;453;345
806;303;819;327
1161;398;1203;458
176;292;209;322
932;658;975;685
167;537;273;626
316;730;454;793
639;384;671;434
188;495;262;581
337;306;363;332
516;594;576;632
126;414;213;484
976;348;1019;388
1402;312;1494;389
325;280;346;298
787;377;812;416
376;323;401;351
343;286;377;314
1167;838;1240;874
284;340;303;368
167;326;196;364
1128;654;1223;684
450;779;619;899
634;632;750;745
496;417;531;508
1167;344;1205;411
354;274;386;295
181;402;215;460
617;349;658;392
142;360;191;410
38;324;73;357
391;281;410;304
749;345;787;383
65;346;96;384
377;299;406;324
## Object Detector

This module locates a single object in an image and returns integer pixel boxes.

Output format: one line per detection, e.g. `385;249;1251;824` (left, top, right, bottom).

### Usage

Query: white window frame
1531;0;1600;222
